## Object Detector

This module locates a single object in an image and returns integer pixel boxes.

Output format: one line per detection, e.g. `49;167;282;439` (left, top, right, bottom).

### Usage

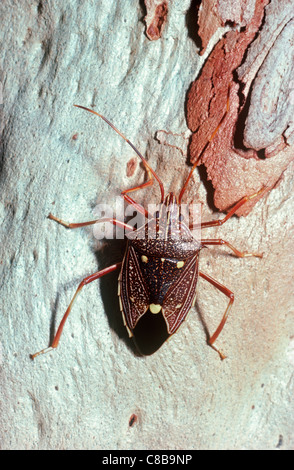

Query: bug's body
119;193;202;340
31;101;264;362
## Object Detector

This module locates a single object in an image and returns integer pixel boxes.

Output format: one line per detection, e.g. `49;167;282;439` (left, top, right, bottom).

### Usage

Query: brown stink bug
31;105;264;361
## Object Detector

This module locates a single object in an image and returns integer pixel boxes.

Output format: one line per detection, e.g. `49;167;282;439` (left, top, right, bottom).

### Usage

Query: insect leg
121;193;150;218
47;213;134;232
190;187;266;230
120;144;161;218
201;239;263;258
31;263;122;359
199;271;234;360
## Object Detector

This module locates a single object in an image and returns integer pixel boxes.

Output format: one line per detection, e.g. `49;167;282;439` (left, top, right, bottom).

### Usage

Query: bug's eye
154;210;160;219
179;214;184;221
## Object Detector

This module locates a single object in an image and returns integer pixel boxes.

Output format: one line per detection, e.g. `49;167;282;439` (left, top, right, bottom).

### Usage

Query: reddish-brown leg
190;187;265;230
48;213;134;232
201;239;263;258
122;193;150;218
31;263;122;359
199;271;234;360
120;155;159;218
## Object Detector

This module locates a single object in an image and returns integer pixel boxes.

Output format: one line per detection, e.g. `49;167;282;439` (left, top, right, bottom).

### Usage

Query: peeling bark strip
187;0;269;164
186;0;294;216
144;0;169;41
243;17;294;152
239;2;294;152
198;0;256;54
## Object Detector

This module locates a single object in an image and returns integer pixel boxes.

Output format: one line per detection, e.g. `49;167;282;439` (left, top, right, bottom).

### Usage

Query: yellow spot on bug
149;304;162;314
141;255;148;263
176;304;182;309
177;261;185;268
161;258;165;262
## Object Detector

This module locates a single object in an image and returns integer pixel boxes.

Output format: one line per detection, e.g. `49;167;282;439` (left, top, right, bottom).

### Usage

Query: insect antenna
74;105;165;202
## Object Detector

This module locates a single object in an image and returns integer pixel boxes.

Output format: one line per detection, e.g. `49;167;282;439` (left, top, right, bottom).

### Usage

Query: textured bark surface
197;0;257;54
144;0;169;40
0;0;293;450
187;0;294;215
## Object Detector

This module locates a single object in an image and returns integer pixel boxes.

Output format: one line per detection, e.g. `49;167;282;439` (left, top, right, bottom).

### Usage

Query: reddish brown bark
198;0;257;54
126;157;137;178
186;0;294;215
144;0;169;41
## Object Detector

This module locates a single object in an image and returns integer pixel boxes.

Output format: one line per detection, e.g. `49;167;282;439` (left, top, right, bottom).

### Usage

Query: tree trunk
0;0;293;450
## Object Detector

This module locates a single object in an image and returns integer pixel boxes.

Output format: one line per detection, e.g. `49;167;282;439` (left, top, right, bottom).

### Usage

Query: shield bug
31;105;264;361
